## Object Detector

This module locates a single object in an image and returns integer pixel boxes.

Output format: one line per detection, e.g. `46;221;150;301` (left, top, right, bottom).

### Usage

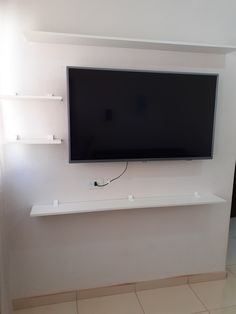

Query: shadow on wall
231;163;236;218
0;200;12;313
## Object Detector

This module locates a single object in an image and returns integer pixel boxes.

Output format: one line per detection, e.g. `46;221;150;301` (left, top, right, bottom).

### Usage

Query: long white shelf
6;136;62;144
30;193;226;217
0;94;63;101
24;30;236;55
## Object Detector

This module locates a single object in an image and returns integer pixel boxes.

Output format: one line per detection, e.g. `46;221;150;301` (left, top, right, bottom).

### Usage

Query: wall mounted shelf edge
30;193;226;217
24;30;236;54
6;136;62;144
0;94;63;101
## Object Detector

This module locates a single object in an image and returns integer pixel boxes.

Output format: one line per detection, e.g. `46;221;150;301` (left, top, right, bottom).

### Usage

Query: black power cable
94;162;129;187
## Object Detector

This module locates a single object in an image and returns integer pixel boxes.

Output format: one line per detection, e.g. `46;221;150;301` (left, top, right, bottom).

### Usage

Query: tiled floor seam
210;305;236;312
188;283;209;312
134;290;145;314
76;291;79;314
227;269;236;277
188;311;210;314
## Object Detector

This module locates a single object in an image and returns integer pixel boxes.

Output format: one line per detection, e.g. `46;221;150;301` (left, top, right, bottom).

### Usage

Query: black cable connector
94;161;129;187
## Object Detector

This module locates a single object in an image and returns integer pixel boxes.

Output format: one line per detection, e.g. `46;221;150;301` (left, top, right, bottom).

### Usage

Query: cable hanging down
94;162;129;187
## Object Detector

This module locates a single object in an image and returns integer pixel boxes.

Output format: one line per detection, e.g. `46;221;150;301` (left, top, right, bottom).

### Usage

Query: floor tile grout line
134;291;146;314
74;289;146;314
76;290;79;314
227;268;236;277
227;266;236;274
188;283;209;312
188;310;210;314
210;304;236;312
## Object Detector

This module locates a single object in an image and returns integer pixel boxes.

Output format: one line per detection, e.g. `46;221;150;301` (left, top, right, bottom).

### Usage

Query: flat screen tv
67;67;218;162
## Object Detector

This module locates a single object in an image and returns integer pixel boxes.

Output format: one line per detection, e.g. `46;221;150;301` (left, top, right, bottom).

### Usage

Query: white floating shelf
24;30;236;55
0;94;63;101
30;193;226;217
6;136;62;144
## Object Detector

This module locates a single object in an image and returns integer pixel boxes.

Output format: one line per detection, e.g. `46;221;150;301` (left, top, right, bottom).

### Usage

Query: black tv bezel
67;66;219;163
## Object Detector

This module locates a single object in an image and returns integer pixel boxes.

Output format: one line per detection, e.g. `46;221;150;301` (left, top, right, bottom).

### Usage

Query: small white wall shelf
0;94;63;101
30;193;226;217
24;30;236;55
6;135;62;144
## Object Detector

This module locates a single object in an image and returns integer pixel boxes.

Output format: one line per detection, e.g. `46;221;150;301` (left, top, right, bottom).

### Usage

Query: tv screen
67;67;218;162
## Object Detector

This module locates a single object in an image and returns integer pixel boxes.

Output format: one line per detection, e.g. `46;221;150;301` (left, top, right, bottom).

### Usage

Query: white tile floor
14;218;236;314
14;302;77;314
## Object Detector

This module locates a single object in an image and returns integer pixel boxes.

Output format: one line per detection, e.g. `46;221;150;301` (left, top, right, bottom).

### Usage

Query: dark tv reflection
68;67;217;162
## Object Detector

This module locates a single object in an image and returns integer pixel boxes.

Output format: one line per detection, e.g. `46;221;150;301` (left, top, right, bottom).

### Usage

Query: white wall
13;0;236;45
0;180;11;313
0;2;12;312
1;0;236;300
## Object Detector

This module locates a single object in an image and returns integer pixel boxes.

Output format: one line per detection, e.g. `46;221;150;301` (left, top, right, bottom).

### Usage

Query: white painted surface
0;3;11;312
1;0;236;300
0;193;11;313
31;194;226;217
0;94;63;101
24;31;236;54
6;138;62;144
14;0;236;45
